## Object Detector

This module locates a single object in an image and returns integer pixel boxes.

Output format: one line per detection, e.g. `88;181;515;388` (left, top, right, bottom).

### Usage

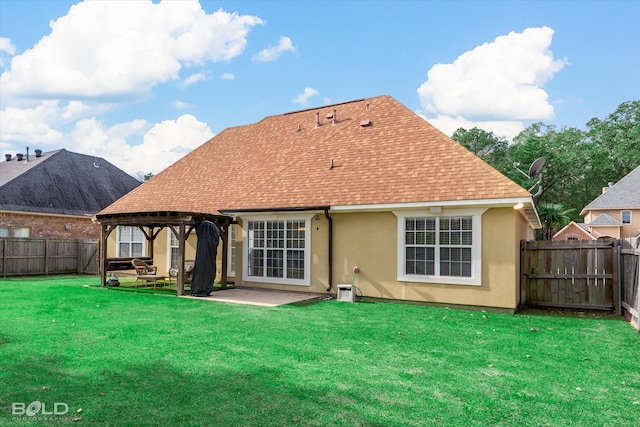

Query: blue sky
1;0;638;177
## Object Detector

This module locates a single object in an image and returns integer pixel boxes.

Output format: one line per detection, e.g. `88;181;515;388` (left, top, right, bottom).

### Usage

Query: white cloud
172;100;194;110
252;36;296;62
0;1;263;99
417;26;566;140
292;87;319;106
0;101;65;145
69;114;214;176
183;72;209;87
220;73;235;80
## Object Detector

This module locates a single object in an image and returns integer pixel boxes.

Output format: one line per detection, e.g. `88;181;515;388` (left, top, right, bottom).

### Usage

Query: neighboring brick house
553;221;596;241
98;95;541;310
1;149;140;239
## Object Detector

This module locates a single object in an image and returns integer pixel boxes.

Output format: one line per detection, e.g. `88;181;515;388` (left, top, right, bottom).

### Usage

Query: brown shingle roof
99;95;529;215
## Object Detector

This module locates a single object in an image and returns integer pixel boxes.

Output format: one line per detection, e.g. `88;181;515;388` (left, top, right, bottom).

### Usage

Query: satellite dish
528;157;546;179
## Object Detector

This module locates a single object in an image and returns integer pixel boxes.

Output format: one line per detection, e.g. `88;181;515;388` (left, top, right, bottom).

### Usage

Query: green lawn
1;276;639;426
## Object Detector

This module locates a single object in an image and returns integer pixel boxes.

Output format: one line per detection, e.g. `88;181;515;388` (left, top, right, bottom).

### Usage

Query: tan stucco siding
236;208;524;309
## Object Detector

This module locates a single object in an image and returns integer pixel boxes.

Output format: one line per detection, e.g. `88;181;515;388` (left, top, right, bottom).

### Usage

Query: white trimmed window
168;229;179;268
621;210;631;224
229;224;236;276
242;215;311;286
117;226;144;257
394;209;484;286
0;227;9;237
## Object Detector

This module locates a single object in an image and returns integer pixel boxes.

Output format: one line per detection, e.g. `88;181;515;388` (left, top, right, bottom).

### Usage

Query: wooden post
613;241;621;315
2;238;6;278
177;224;185;296
44;239;49;275
520;240;527;308
100;225;108;287
220;224;228;289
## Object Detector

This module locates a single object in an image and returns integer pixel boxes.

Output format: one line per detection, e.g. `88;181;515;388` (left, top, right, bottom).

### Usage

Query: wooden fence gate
520;239;617;311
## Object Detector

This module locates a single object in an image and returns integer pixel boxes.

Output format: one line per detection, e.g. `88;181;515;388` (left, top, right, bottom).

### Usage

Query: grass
1;276;639;426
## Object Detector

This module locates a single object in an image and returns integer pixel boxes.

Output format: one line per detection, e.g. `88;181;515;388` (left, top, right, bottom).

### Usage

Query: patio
180;287;325;307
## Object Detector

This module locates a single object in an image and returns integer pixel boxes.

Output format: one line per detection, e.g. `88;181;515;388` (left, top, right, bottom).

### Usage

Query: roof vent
325;112;333;119
332;109;337;125
297;124;301;132
35;149;42;157
360;119;372;127
315;112;321;128
366;103;369;111
16;153;24;161
5;154;11;161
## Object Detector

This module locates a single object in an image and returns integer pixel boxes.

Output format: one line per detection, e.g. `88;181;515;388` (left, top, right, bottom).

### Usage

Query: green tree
451;127;508;167
537;203;575;240
451;101;639;224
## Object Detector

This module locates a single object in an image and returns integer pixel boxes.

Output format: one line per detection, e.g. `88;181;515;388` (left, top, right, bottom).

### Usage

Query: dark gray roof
588;213;623;226
583;164;640;210
0;149;141;216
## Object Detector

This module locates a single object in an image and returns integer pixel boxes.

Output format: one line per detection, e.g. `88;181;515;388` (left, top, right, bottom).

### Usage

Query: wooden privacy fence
521;238;640;326
0;238;99;277
521;239;617;311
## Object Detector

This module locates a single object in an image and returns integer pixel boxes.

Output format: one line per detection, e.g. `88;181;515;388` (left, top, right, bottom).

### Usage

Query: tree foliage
452;100;640;239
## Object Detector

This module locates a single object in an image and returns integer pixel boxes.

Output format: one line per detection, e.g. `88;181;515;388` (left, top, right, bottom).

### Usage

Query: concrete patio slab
180;287;324;307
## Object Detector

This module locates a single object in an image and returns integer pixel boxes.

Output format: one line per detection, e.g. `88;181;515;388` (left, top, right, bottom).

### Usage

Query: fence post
44;239;49;275
2;238;5;278
520;240;527;308
616;242;622;315
77;239;82;274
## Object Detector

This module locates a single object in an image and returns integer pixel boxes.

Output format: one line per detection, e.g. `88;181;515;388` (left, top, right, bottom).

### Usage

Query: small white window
169;229;179;268
621;210;631;224
14;227;30;238
117;226;144;257
0;227;9;237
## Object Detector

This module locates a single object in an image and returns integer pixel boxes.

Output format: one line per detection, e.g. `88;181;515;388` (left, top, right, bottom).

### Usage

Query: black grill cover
191;220;220;297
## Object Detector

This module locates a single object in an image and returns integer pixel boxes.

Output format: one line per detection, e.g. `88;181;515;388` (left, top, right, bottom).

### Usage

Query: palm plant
537;203;575;240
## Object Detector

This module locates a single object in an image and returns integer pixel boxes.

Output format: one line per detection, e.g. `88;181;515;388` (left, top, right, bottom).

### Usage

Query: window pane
132;243;143;257
266;249;283;278
0;228;9;237
287;249;305;279
248;248;264;276
14;228;30;238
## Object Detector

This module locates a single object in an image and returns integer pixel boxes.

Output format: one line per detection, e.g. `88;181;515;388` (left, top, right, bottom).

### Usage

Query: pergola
94;211;236;295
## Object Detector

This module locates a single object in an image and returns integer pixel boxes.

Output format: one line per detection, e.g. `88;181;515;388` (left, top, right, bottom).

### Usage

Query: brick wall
0;212;100;239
